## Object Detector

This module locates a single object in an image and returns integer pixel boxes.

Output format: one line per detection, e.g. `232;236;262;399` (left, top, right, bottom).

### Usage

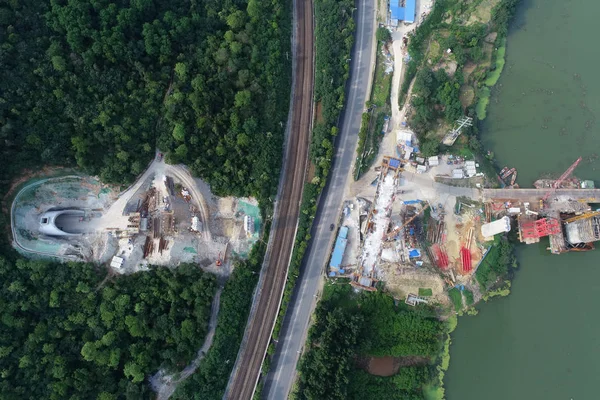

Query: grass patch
371;45;393;108
355;41;391;179
459;84;475;108
448;288;463;312
463;289;474;306
419;288;433;297
476;86;491;120
484;39;506;86
427;40;442;62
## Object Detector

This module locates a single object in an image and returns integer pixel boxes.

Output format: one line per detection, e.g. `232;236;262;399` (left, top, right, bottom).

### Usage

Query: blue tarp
409;227;414;236
390;3;405;21
330;226;349;268
329;271;337;277
403;200;422;205
408;249;421;258
389;159;401;168
404;0;416;23
338;225;349;239
390;0;415;23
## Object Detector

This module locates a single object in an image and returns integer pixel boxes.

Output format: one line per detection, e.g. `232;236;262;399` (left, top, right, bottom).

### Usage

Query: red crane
541;157;582;204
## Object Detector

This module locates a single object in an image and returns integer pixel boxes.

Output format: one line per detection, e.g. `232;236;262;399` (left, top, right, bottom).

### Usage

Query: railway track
224;0;314;398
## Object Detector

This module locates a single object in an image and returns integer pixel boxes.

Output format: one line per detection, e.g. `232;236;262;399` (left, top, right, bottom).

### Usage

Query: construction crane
564;211;600;224
541;157;582;205
386;203;430;239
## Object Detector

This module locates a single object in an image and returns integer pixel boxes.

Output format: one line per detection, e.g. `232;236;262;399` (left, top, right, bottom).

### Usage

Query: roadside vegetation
355;29;394;178
310;0;356;185
0;259;216;398
293;283;444;400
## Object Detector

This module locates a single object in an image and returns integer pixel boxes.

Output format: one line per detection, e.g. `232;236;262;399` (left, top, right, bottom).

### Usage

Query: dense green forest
0;259;216;399
296;284;443;400
0;0;290;204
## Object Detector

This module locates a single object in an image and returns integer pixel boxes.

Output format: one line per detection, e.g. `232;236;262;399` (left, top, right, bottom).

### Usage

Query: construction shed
428;156;439;166
389;158;401;169
481;216;511;238
390;0;416;25
452;169;464;179
396;130;413;146
330;226;349;269
110;256;124;270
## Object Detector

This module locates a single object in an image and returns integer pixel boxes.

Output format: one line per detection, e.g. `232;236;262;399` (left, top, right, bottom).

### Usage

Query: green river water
445;0;600;399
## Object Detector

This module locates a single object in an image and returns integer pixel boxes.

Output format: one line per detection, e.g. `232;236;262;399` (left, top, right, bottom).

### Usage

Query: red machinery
216;252;222;267
541;157;582;205
430;244;449;269
521;218;561;239
460;247;472;273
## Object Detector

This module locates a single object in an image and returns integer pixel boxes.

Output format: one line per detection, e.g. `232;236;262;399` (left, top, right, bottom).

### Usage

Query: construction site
328;155;488;307
486;157;600;255
11;155;261;275
329;151;600;307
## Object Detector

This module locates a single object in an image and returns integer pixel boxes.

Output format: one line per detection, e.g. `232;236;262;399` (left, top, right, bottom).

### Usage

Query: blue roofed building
389;0;416;25
329;226;349;270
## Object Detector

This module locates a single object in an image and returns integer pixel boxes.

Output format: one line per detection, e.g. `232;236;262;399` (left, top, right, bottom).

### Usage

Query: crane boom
542;157;582;203
386;203;430;239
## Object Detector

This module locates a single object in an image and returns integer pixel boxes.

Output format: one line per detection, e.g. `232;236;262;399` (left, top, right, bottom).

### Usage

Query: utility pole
453;116;473;133
442;116;473;146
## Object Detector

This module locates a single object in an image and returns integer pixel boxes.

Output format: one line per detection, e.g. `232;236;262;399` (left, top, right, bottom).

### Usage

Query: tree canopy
296;285;444;400
0;0;290;204
0;259;216;399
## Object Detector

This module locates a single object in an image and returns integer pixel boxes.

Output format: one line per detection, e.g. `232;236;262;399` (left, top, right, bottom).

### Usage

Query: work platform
482;188;600;202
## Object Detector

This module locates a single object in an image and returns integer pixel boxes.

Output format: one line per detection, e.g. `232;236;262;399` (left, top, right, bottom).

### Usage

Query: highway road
262;0;376;397
223;0;313;398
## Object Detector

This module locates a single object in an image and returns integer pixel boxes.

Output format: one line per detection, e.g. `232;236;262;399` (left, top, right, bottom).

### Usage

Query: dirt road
151;288;223;400
223;0;313;398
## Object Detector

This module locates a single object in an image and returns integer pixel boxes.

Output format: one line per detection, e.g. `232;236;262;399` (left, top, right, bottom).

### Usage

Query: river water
445;0;600;399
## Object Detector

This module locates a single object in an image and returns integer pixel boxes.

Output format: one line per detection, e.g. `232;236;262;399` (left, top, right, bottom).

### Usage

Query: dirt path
165;164;213;241
150;287;223;400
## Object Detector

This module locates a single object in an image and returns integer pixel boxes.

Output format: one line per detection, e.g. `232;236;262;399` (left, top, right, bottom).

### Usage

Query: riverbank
446;0;600;396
